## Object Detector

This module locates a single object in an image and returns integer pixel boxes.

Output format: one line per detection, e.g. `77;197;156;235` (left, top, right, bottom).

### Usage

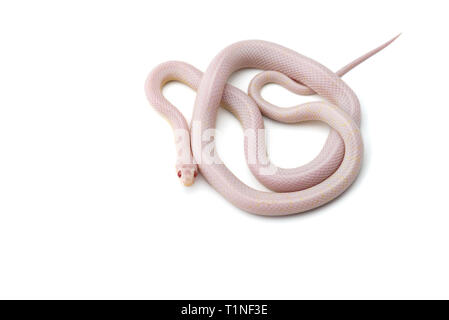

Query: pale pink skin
145;36;399;216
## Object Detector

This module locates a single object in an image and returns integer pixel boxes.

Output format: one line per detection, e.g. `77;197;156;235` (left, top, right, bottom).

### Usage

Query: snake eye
177;170;182;178
194;171;198;178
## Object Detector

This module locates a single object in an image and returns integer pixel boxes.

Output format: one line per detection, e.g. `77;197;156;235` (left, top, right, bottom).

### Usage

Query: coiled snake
145;36;399;216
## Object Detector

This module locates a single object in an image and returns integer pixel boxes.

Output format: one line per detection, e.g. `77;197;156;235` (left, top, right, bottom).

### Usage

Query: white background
0;0;448;299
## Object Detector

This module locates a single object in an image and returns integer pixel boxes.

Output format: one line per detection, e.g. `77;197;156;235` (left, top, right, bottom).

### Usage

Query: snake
145;35;399;216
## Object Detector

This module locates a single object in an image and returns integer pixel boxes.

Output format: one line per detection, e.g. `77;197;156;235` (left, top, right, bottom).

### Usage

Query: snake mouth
183;179;194;187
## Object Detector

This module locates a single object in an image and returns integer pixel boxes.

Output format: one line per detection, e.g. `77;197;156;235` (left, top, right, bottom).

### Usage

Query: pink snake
145;36;399;216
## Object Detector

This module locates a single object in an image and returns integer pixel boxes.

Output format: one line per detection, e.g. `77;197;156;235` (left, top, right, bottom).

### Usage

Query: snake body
145;36;398;216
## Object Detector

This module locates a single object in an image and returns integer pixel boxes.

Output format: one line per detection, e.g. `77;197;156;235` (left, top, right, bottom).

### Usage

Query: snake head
176;163;199;187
